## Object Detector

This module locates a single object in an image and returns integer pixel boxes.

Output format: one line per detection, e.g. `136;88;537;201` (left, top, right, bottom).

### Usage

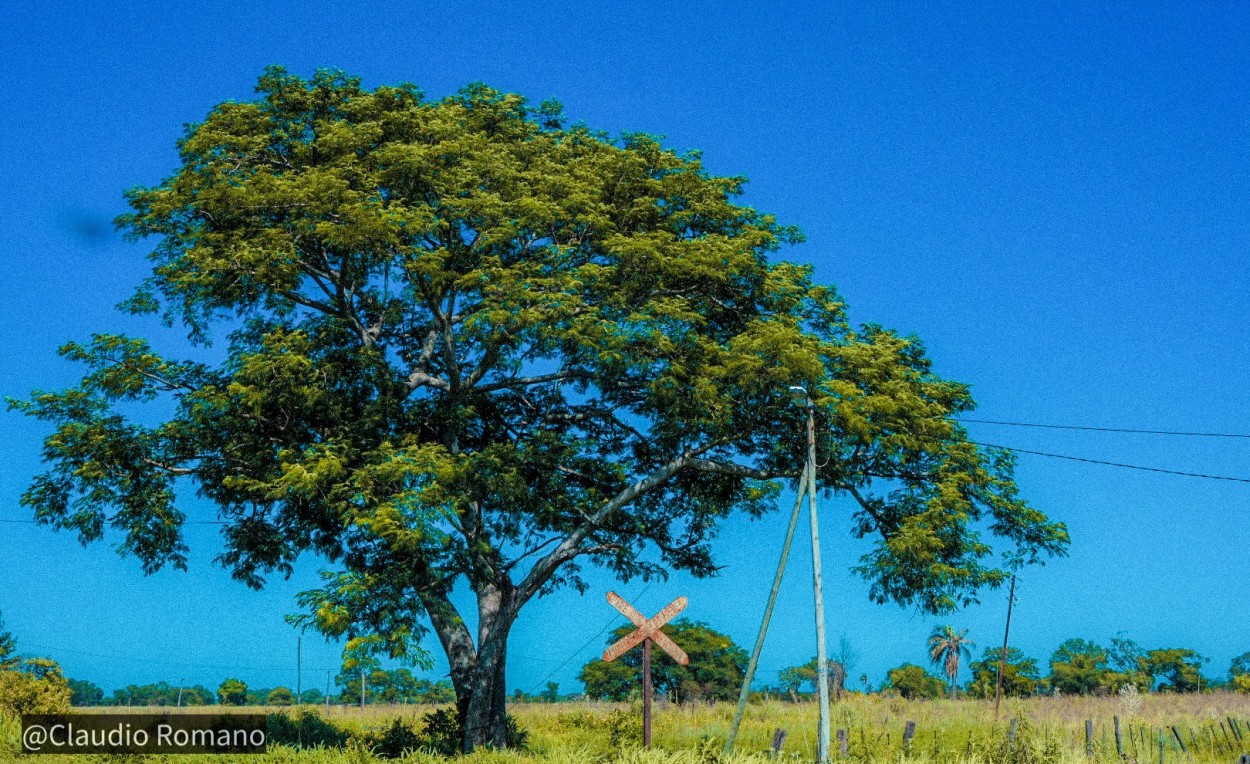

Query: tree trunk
460;625;511;750
428;579;517;753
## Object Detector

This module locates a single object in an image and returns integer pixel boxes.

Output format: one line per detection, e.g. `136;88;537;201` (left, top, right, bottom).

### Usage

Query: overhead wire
963;439;1250;484
951;417;1250;439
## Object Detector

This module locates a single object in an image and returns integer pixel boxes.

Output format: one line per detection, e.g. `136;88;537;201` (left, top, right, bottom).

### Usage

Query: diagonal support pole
724;461;811;755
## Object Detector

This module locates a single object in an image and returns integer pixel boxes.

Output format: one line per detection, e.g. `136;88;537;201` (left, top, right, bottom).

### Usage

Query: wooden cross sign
602;592;689;748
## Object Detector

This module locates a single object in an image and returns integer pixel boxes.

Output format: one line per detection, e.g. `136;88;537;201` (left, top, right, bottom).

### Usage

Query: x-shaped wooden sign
602;592;690;665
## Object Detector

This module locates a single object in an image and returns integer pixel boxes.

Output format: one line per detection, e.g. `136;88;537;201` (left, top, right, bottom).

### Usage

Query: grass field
3;693;1249;763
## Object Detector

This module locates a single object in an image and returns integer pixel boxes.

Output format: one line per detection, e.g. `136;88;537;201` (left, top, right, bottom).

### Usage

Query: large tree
11;68;1067;749
885;663;945;700
1049;638;1108;696
1140;648;1206;693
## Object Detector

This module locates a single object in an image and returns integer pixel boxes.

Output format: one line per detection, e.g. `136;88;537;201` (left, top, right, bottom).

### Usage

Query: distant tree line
62;671;457;708
0;610;457;711
877;630;1247;700
575;617;1250;703
4;609;1249;717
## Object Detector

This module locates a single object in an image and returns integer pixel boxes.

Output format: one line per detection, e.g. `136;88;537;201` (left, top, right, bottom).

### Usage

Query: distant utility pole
296;634;302;705
360;670;366;708
325;671;330;712
993;574;1017;718
176;678;185;708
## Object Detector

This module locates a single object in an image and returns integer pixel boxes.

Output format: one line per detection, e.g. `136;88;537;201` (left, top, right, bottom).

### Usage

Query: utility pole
993;574;1017;718
790;385;831;764
325;671;330;712
176;678;185;708
296;634;302;705
361;670;366;708
806;395;831;764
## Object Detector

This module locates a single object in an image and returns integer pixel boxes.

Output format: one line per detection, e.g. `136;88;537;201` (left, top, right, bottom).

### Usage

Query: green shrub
265;708;350;749
362;717;423;759
417;706;528;754
0;659;71;717
607;707;642;748
418;707;462;756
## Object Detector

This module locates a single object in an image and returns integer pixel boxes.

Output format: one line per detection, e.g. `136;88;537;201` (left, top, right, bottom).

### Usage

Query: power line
17;641;337;674
968;440;1250;484
954;417;1250;439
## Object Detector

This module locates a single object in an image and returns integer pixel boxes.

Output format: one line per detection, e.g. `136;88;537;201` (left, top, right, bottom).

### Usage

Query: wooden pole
994;574;1017;718
1115;716;1123;758
1086;720;1095;757
642;638;653;749
1171;727;1186;753
772;729;787;757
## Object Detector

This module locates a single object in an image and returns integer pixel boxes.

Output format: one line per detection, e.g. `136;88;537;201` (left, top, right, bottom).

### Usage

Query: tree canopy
885;663;945;700
217;678;249;706
1049;639;1108;696
966;646;1040;699
11;67;1067;748
1228;651;1250;680
1140;648;1206;693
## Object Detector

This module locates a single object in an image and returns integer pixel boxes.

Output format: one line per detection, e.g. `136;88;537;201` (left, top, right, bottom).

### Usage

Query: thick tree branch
514;439;728;605
687;458;792;481
406;371;451;391
418;586;477;683
475;370;588;393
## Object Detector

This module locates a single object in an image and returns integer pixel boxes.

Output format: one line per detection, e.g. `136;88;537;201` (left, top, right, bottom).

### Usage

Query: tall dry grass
3;693;1248;763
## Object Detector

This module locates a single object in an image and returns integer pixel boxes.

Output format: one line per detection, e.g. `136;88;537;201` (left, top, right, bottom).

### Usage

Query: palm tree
928;625;974;700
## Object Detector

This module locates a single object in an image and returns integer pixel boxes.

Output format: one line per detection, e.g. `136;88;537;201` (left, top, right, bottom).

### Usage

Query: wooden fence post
1170;727;1186;753
1086;720;1095;757
837;728;848;757
771;728;786;757
1009;719;1018;743
1114;716;1123;758
903;721;917;753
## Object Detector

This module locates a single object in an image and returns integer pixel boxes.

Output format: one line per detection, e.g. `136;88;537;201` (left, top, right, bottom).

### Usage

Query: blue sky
1;2;1248;697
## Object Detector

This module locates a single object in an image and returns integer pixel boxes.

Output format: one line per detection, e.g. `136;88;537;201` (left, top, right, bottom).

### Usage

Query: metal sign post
603;592;690;748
